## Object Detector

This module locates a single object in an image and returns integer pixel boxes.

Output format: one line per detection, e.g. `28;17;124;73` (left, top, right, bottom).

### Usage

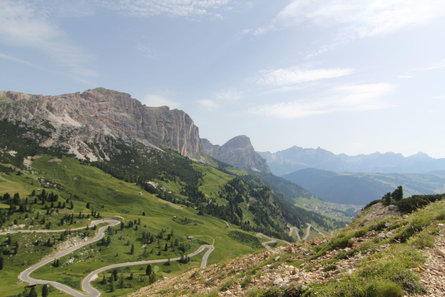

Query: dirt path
414;223;445;296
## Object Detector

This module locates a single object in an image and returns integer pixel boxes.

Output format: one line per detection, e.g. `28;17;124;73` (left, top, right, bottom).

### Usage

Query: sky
1;0;445;158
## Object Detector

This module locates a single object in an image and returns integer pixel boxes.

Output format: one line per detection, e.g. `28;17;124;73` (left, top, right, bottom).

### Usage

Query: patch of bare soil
413;223;445;297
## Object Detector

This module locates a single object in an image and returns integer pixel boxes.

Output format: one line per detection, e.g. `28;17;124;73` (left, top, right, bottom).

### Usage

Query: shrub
261;286;282;297
247;286;265;297
353;229;367;238
219;279;234;291
363;199;380;210
436;211;445;221
371;221;387;231
365;279;403;297
409;231;434;249
395;194;444;214
328;235;352;250
228;230;263;249
241;275;252;288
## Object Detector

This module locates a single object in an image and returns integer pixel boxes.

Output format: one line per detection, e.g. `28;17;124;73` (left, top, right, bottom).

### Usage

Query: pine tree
149;272;156;284
29;286;37;297
145;264;152;275
130;243;134;255
382;192;392;205
41;284;49;297
392;186;403;201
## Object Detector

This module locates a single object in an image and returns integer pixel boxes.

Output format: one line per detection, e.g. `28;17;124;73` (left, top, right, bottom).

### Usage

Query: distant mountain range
259;146;445;175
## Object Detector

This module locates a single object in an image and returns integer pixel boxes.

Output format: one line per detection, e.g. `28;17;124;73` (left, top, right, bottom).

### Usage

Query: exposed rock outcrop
202;135;270;173
0;88;202;160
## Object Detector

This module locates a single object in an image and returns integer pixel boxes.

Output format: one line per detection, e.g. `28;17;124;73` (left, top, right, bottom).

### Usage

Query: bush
395;194;444;214
371;221;387;231
409;230;434;249
228;231;263;249
365;279;403;297
363;199;380;210
353;229;367;238
220;279;234;291
329;235;353;250
436;211;445;221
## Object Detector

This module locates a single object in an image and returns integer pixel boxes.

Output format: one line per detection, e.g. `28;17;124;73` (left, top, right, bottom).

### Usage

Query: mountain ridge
202;135;271;173
0;88;202;160
259;145;445;175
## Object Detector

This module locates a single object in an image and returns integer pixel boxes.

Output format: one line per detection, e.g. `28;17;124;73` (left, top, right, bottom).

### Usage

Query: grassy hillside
132;195;445;296
0;155;264;296
0;120;342;296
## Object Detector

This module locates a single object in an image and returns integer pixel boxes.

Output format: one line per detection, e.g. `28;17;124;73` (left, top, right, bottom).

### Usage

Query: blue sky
1;0;445;157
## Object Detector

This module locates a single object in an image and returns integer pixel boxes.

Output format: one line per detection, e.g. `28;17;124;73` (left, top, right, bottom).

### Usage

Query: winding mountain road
8;218;214;297
0;219;110;236
256;233;291;250
288;226;301;241
303;224;312;240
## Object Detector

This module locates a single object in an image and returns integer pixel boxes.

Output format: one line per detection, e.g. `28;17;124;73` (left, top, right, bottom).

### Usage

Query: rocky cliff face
202;135;271;173
0;88;202;160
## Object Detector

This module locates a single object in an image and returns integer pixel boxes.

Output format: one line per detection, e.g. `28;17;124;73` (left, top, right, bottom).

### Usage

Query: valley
2;1;445;296
0;149;329;296
0;88;443;297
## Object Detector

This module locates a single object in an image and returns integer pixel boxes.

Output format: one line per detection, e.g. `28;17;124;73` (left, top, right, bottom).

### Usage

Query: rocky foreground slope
0;88;202;160
130;198;445;297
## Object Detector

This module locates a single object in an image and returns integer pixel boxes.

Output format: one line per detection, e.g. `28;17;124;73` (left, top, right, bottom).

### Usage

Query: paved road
18;219;120;297
256;233;276;250
256;233;291;250
303;223;312;240
0;219;108;235
311;225;326;236
15;218;214;297
81;244;214;297
200;244;215;268
288;226;301;241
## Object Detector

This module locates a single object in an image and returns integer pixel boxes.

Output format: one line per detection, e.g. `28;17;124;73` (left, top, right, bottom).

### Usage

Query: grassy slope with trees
0;155;261;296
0;119;339;296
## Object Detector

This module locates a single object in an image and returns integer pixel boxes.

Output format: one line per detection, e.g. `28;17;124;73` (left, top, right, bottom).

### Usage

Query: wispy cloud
143;94;180;108
250;83;394;118
0;51;32;65
197;99;220;110
214;89;243;101
0;1;96;82
98;0;232;18
255;0;445;37
255;67;353;87
424;59;445;70
397;74;414;79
